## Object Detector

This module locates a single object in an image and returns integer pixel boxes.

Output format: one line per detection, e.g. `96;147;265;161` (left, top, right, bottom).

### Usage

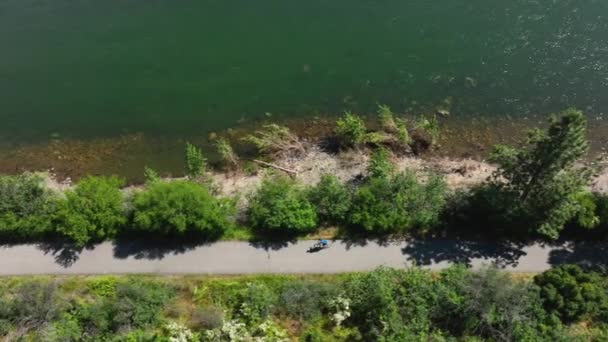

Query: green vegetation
335;111;367;148
308;174;352;225
214;138;239;170
486;108;591;239
350;170;447;234
248;176;317;235
415;114;441;145
0;108;605;244
534;264;608;324
55;176;126;247
143;166;160;184
132;181;234;239
185;142;207;179
0;173;57;240
1;266;607;340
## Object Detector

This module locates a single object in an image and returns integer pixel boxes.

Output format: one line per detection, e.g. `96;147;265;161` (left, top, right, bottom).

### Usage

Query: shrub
367;147;394;179
415;114;441;145
456;267;550;341
349;171;447;234
0;280;61;337
191;306;224;330
395;118;411;146
278;280;338;320
133;181;234;239
335;111;366;148
308;175;351;225
185;142;207;179
248;176;317;235
215;138;239;169
344;267;404;340
143;166;160;184
55;176;126;246
237;282;276;324
43;313;82;341
79;279;175;335
534;264;608;324
377;104;396;132
0;173;57;240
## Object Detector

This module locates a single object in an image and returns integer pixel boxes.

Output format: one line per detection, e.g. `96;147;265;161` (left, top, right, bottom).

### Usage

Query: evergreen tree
489;108;591;239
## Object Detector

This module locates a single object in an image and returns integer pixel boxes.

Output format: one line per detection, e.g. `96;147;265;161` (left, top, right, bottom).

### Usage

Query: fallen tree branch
252;159;298;178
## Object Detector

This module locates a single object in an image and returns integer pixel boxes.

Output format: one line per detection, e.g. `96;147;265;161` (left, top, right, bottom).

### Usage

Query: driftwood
252;159;298;178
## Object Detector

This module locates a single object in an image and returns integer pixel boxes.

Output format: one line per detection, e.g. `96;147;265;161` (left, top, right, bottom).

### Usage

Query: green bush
237;282;276;324
456;267;551;341
185;142;207;179
335;111;366;148
534;264;608;324
344;267;404;340
0;173;57;240
308;175;351;225
248;176;318;235
55;176;126;246
132;181;234;239
278;280;338;321
191;306;224;330
78;279;175;336
349;171;447;234
367;147;394;179
0;280;61;337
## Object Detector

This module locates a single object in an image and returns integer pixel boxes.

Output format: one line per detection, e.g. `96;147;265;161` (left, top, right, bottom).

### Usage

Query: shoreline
2;114;607;183
42;145;608;201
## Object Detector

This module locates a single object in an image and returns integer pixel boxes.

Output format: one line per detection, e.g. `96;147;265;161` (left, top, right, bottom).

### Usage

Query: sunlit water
1;0;607;178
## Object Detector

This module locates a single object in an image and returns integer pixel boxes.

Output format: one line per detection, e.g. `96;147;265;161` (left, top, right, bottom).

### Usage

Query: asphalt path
0;239;603;275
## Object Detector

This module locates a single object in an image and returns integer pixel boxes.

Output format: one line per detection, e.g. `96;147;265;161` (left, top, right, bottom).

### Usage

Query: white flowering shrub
202;319;288;342
253;320;288;342
329;295;351;326
165;321;199;342
203;319;251;341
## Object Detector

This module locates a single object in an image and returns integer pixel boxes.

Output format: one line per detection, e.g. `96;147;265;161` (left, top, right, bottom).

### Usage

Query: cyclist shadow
307;246;328;253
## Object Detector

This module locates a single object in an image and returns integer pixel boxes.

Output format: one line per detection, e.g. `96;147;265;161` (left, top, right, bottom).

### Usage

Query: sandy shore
208;147;608;212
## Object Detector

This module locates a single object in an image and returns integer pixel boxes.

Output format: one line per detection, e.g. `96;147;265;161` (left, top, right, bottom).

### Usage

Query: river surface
1;0;607;179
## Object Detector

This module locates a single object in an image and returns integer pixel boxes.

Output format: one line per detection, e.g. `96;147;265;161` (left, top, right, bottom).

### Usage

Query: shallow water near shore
1;0;607;178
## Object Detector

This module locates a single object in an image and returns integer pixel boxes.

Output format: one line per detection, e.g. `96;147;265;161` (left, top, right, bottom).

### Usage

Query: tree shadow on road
112;236;214;260
548;240;608;272
401;237;530;268
36;241;86;268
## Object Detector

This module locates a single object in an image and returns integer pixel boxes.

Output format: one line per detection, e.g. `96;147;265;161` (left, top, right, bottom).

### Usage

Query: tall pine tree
489;108;591;239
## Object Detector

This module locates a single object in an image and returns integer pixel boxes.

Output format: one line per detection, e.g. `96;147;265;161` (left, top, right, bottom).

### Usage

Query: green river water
1;0;607;178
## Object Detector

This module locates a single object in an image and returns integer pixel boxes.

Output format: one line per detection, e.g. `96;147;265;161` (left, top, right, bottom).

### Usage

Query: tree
308;175;351;225
55;176;126;246
248;176;317;235
534;264;608;324
488;108;592;239
185;142;207;179
349;171;446;234
132;181;234;239
335;111;366;148
0;173;58;240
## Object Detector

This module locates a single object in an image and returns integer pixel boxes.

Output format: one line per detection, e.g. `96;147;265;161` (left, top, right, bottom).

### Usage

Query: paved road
0;239;603;275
